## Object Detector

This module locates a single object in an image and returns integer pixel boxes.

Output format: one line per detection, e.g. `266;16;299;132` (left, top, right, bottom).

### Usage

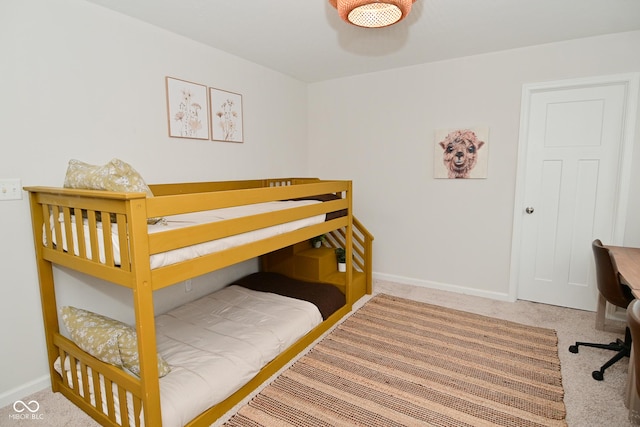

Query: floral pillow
64;158;154;196
63;158;162;224
60;306;171;378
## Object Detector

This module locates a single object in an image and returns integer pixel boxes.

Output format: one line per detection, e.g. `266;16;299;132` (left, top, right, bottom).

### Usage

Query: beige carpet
224;293;566;427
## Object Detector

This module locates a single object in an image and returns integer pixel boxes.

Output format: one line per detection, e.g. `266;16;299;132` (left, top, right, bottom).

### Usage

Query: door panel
534;160;561;283
545;99;604;147
568;159;599;287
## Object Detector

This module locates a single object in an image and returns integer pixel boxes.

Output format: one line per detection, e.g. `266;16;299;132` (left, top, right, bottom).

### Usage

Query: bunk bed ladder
325;216;374;294
261;215;374;302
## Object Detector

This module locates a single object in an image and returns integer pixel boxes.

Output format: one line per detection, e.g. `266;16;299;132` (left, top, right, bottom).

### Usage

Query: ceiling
84;0;640;83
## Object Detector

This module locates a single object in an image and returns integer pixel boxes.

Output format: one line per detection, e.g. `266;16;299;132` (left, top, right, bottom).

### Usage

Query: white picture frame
434;127;489;179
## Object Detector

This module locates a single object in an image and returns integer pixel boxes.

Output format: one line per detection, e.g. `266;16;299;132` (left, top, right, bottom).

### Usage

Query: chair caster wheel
592;371;604;381
569;345;579;353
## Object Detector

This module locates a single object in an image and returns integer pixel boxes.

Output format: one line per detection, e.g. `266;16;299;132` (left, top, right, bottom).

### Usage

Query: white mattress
56;285;323;427
47;200;324;269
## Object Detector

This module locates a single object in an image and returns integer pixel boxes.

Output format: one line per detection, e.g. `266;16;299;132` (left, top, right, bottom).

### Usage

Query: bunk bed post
28;192;61;393
126;196;162;427
345;181;354;306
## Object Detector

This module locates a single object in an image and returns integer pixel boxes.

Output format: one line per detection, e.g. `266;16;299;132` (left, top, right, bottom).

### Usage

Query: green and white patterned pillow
63;158;154;197
63;158;162;225
60;306;171;377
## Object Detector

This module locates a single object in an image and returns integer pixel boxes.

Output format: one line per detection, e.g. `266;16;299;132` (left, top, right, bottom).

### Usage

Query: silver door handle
525;207;535;214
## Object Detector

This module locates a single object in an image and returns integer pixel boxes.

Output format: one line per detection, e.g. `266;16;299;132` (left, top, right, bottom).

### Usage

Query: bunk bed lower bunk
26;177;356;427
55;274;345;427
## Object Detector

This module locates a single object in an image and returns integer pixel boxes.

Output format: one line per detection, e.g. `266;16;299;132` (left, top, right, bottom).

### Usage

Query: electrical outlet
185;279;193;292
0;179;22;201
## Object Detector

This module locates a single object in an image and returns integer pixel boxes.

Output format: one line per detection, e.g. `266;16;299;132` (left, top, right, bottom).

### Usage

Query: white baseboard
608;303;628;323
372;272;514;302
0;375;50;409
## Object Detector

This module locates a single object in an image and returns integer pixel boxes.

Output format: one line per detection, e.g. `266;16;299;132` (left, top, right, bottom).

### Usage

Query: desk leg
627;347;640;425
596;293;606;331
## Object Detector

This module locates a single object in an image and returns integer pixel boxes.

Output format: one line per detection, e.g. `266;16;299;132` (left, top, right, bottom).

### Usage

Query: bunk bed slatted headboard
35;190;137;279
54;334;144;427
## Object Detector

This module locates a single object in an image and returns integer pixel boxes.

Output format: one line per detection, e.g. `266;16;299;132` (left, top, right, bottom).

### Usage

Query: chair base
569;327;631;381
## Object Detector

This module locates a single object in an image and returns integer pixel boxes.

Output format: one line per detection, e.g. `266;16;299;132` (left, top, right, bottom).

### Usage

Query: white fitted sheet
46;200;324;268
157;285;322;426
56;285;323;427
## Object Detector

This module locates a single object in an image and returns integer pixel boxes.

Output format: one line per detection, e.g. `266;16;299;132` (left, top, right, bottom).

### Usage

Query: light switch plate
0;179;22;200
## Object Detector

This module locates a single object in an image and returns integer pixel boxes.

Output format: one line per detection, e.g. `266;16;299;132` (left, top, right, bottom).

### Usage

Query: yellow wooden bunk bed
26;177;358;427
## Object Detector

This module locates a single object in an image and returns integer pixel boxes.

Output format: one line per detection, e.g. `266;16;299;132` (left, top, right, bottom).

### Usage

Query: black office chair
569;239;634;380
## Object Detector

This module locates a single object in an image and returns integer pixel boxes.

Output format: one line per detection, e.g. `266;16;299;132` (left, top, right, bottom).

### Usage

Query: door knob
525;207;535;214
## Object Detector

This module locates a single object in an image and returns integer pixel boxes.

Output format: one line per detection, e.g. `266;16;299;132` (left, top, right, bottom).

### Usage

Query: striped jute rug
224;294;566;427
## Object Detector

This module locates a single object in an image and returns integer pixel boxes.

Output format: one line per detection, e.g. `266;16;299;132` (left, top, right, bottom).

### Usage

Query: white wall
308;31;640;299
0;0;308;406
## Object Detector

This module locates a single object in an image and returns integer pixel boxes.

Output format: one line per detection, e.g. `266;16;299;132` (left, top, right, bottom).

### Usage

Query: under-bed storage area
26;178;359;427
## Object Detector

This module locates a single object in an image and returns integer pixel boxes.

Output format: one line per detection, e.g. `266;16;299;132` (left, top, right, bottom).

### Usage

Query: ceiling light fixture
329;0;416;28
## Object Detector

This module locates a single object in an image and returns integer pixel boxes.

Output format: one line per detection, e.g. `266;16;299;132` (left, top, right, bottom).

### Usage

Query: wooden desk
608;246;640;295
606;246;640;424
595;246;640;331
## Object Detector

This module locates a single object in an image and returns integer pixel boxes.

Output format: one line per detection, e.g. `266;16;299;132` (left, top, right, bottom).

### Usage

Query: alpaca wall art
434;127;489;179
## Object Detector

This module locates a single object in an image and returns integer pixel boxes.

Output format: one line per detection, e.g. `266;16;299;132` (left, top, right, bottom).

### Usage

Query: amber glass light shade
329;0;416;28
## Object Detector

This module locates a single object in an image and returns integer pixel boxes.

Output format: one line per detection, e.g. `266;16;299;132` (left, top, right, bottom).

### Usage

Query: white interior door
512;74;638;310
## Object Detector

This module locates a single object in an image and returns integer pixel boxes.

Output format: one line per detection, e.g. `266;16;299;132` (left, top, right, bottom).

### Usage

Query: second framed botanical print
210;88;244;143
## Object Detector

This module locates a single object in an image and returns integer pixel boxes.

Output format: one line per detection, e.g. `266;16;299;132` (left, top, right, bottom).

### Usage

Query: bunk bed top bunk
26;174;356;427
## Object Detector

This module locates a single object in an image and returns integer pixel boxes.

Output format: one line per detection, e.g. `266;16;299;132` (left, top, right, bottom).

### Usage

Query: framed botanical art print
210;87;244;143
166;77;210;140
